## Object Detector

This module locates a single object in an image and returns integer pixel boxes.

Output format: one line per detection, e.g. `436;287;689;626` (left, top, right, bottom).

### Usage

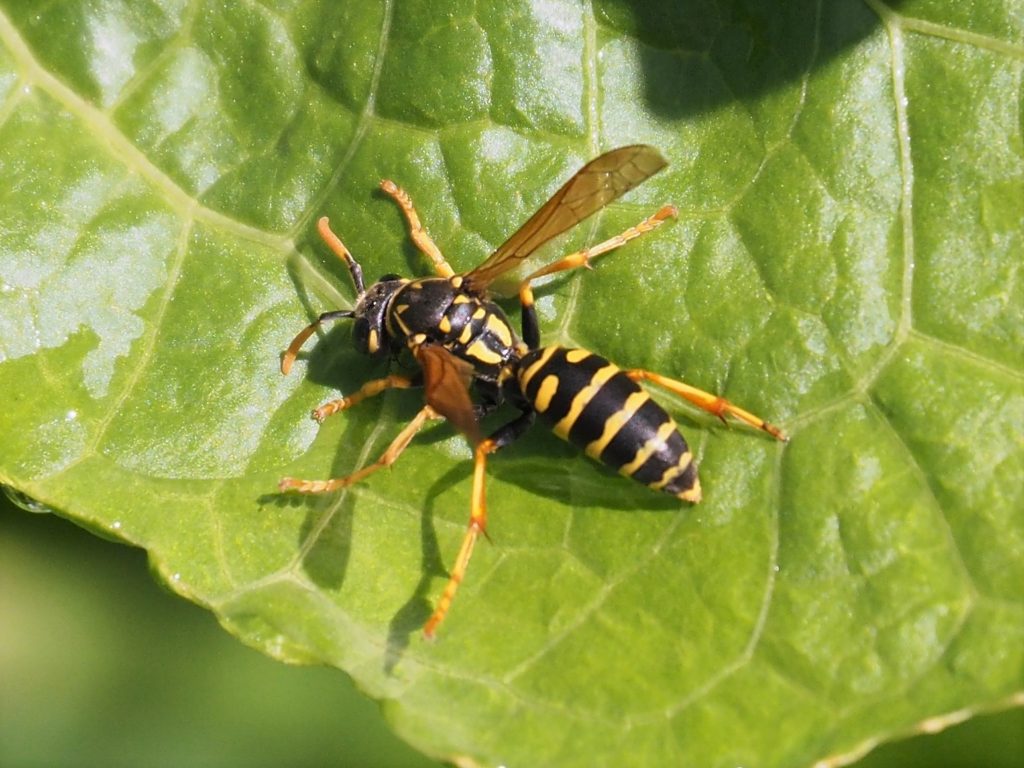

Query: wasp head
351;274;406;356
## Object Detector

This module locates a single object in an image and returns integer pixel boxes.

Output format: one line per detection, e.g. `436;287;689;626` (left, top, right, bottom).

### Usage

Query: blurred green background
2;491;1021;767
1;491;438;768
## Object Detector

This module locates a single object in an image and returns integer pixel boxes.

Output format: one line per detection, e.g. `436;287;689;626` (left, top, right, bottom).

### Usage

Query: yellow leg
626;370;788;441
379;179;455;278
311;374;415;423
517;204;677;308
422;436;497;638
279;405;438;493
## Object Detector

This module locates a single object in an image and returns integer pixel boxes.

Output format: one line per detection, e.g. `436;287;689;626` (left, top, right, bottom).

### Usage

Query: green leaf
1;1;1021;766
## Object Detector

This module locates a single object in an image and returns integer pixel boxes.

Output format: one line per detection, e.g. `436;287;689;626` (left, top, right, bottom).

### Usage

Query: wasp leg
626;370;788;441
517;204;677;348
317;217;366;294
279;405;439;493
423;409;536;638
379;180;455;278
310;374;417;423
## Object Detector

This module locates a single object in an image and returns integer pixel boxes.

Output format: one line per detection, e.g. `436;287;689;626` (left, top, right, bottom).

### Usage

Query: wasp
279;146;787;637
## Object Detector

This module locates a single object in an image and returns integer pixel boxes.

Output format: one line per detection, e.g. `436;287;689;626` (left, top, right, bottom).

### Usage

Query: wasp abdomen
517;345;701;502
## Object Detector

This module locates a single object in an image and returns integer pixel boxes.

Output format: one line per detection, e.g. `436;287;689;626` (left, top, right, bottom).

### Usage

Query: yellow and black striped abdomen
517;346;701;502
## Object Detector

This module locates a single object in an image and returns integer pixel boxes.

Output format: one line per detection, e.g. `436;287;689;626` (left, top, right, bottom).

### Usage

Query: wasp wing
414;343;482;446
464;145;667;291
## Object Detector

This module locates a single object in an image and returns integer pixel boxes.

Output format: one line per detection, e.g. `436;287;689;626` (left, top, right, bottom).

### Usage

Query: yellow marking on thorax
458;324;475;344
485;314;513;348
584;390;650;460
438;315;452;334
465;338;502;366
565;349;591;364
393;310;413;336
620;420;678;475
452;294;472;305
552;363;619;438
517;346;560;392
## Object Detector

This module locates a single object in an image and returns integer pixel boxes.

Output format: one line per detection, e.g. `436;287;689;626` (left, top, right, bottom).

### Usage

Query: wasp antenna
317;217;365;294
281;310;354;374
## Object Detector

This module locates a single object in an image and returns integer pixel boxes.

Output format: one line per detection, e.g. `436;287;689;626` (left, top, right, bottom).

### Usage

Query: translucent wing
465;145;667;290
414;343;482;446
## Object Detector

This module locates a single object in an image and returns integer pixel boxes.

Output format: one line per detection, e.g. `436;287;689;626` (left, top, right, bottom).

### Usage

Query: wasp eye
379;273;402;282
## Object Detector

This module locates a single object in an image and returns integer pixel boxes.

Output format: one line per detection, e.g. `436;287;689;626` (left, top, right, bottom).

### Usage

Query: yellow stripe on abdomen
584;390;650;460
552;363;619;439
